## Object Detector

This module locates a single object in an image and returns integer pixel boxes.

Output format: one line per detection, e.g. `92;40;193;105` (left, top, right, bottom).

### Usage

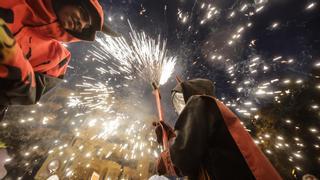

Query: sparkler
92;21;176;86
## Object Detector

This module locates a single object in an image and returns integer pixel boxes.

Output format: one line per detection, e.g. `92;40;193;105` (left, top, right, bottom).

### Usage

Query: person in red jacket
154;78;282;180
0;0;118;121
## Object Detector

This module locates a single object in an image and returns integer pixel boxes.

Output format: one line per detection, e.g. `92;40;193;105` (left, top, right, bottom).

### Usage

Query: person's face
58;5;91;33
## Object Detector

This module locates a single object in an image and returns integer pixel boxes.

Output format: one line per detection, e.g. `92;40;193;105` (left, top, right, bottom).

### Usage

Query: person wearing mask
154;78;282;180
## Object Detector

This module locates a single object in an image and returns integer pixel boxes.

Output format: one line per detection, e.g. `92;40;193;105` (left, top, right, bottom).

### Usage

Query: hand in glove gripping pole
153;121;176;146
153;121;179;176
0;18;16;63
152;83;179;177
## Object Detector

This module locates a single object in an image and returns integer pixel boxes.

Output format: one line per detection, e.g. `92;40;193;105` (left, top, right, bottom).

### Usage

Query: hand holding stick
152;82;177;176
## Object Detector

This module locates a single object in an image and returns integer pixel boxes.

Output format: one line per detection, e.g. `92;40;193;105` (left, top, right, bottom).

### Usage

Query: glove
153;121;176;145
0;18;16;63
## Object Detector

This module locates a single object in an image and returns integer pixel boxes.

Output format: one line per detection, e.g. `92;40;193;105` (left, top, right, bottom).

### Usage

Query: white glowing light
201;3;206;9
85;152;92;158
229;11;235;18
1;122;8;127
237;27;244;33
4;158;12;163
283;79;291;84
256;6;264;12
66;170;73;177
256;89;266;95
277;136;284;140
293;153;302;158
271;22;279;28
285;120;292;124
310;128;318;133
97;120;120;140
88;119;97;127
266;149;272;154
288;59;294;63
306;2;316;10
244;102;252;106
296;79;303;84
273;56;282;61
240;4;248;12
182;16;188;23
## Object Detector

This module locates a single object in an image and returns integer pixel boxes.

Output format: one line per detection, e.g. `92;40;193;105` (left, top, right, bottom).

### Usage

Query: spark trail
91;21;176;86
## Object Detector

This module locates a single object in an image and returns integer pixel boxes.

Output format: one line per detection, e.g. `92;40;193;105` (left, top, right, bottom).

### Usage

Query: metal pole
151;82;177;176
152;83;169;150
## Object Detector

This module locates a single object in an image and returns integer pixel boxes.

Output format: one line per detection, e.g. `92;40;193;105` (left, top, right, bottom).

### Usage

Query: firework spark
93;21;176;86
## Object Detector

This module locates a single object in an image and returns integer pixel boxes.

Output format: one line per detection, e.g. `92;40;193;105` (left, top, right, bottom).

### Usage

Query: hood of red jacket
52;0;104;41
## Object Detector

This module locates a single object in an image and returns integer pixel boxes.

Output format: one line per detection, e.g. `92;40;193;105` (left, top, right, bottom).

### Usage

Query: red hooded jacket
0;0;104;105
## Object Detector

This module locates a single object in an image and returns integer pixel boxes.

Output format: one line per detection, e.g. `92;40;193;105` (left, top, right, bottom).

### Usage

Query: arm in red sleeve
0;19;36;105
0;49;37;105
32;44;71;102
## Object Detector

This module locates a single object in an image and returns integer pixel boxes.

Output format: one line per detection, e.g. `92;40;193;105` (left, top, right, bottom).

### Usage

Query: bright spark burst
69;77;115;112
93;21;176;86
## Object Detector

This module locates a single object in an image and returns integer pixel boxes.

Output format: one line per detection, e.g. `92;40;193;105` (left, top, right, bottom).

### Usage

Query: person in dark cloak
154;78;282;180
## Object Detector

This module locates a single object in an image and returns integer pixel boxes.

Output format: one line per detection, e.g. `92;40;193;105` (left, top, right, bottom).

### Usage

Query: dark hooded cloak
169;79;281;180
